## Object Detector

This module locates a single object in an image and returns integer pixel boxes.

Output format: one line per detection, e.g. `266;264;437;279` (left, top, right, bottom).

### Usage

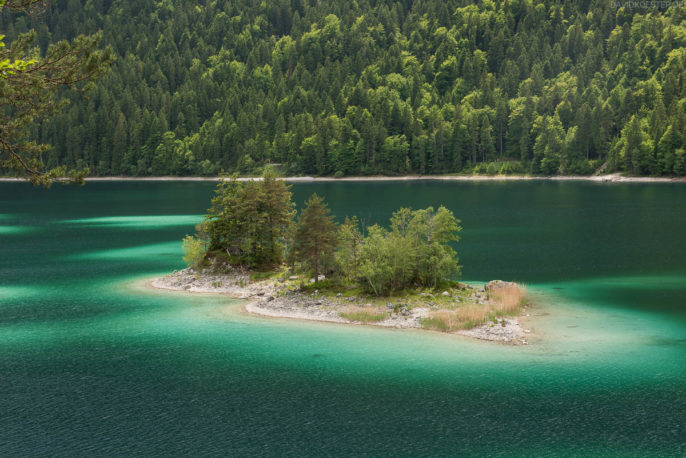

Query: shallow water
1;181;685;456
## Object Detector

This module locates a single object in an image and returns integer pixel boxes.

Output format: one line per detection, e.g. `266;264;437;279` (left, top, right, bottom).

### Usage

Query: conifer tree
204;170;294;268
335;216;363;282
292;193;338;282
258;168;296;264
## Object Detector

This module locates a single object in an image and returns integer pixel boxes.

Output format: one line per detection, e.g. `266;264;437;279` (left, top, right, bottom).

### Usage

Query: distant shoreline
1;173;685;183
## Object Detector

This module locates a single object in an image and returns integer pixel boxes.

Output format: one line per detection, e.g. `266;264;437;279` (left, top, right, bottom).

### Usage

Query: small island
153;171;533;344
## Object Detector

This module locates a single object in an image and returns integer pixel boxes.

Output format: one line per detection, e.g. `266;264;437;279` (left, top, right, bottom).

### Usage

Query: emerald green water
1;181;684;456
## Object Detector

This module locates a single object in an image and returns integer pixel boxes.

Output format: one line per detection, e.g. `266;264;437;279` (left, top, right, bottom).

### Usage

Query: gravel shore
151;268;532;344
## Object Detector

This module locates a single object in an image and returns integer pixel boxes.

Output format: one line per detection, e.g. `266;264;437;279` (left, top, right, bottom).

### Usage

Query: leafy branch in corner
0;0;114;185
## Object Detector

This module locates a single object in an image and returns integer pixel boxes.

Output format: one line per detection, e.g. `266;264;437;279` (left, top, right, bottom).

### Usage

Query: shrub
499;161;525;175
182;235;207;269
472;162;488;174
540;154;561;175
298;278;335;292
356;207;461;296
566;159;594;175
473;161;526;175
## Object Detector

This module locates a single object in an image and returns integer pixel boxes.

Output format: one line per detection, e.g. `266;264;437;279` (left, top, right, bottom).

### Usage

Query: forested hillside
3;0;686;177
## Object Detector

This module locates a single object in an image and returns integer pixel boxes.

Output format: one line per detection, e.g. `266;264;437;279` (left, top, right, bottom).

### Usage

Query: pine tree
292;194;338;282
258;168;296;265
335;216;363;281
204;170;294;268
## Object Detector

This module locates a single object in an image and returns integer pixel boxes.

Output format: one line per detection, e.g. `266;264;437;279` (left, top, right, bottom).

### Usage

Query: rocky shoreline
151;268;532;344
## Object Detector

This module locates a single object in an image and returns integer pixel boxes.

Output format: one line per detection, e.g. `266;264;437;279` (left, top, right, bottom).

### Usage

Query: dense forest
2;0;686;177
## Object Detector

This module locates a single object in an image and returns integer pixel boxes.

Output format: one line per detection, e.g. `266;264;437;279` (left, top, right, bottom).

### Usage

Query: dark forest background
2;0;685;177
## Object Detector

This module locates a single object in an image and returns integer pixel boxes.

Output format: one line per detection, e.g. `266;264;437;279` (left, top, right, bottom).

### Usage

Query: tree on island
184;174;462;296
201;169;294;268
259;168;297;263
0;0;114;185
291;193;338;283
335;216;364;283
181;234;207;270
357;207;461;295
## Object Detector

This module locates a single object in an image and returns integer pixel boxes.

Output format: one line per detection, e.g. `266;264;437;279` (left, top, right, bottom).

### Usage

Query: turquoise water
1;181;685;456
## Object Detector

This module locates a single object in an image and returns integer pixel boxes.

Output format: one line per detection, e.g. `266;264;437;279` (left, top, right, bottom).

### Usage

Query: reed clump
490;283;527;314
420;306;489;331
421;283;527;331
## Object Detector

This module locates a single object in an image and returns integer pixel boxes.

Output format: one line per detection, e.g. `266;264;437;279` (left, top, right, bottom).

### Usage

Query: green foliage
675;149;686;176
356;225;410;296
356;206;461;296
181;235;206;270
204;169;295;269
297;278;336;293
473;161;527;175
335;216;364;282
249;270;280;282
7;1;686;178
566;159;595;176
191;173;463;293
0;0;114;185
291;193;338;281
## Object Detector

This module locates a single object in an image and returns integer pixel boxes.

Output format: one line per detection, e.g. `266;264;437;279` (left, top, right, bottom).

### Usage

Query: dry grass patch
419;310;460;331
421;283;527;331
420;306;490;331
340;306;389;323
490;284;526;315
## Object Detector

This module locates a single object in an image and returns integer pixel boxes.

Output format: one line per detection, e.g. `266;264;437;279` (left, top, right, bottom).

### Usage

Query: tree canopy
291;193;338;282
0;0;113;184
5;0;684;178
203;170;295;268
190;173;462;296
357;206;461;295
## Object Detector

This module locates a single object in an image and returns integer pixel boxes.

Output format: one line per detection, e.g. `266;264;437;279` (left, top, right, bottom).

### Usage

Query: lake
1;180;685;455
